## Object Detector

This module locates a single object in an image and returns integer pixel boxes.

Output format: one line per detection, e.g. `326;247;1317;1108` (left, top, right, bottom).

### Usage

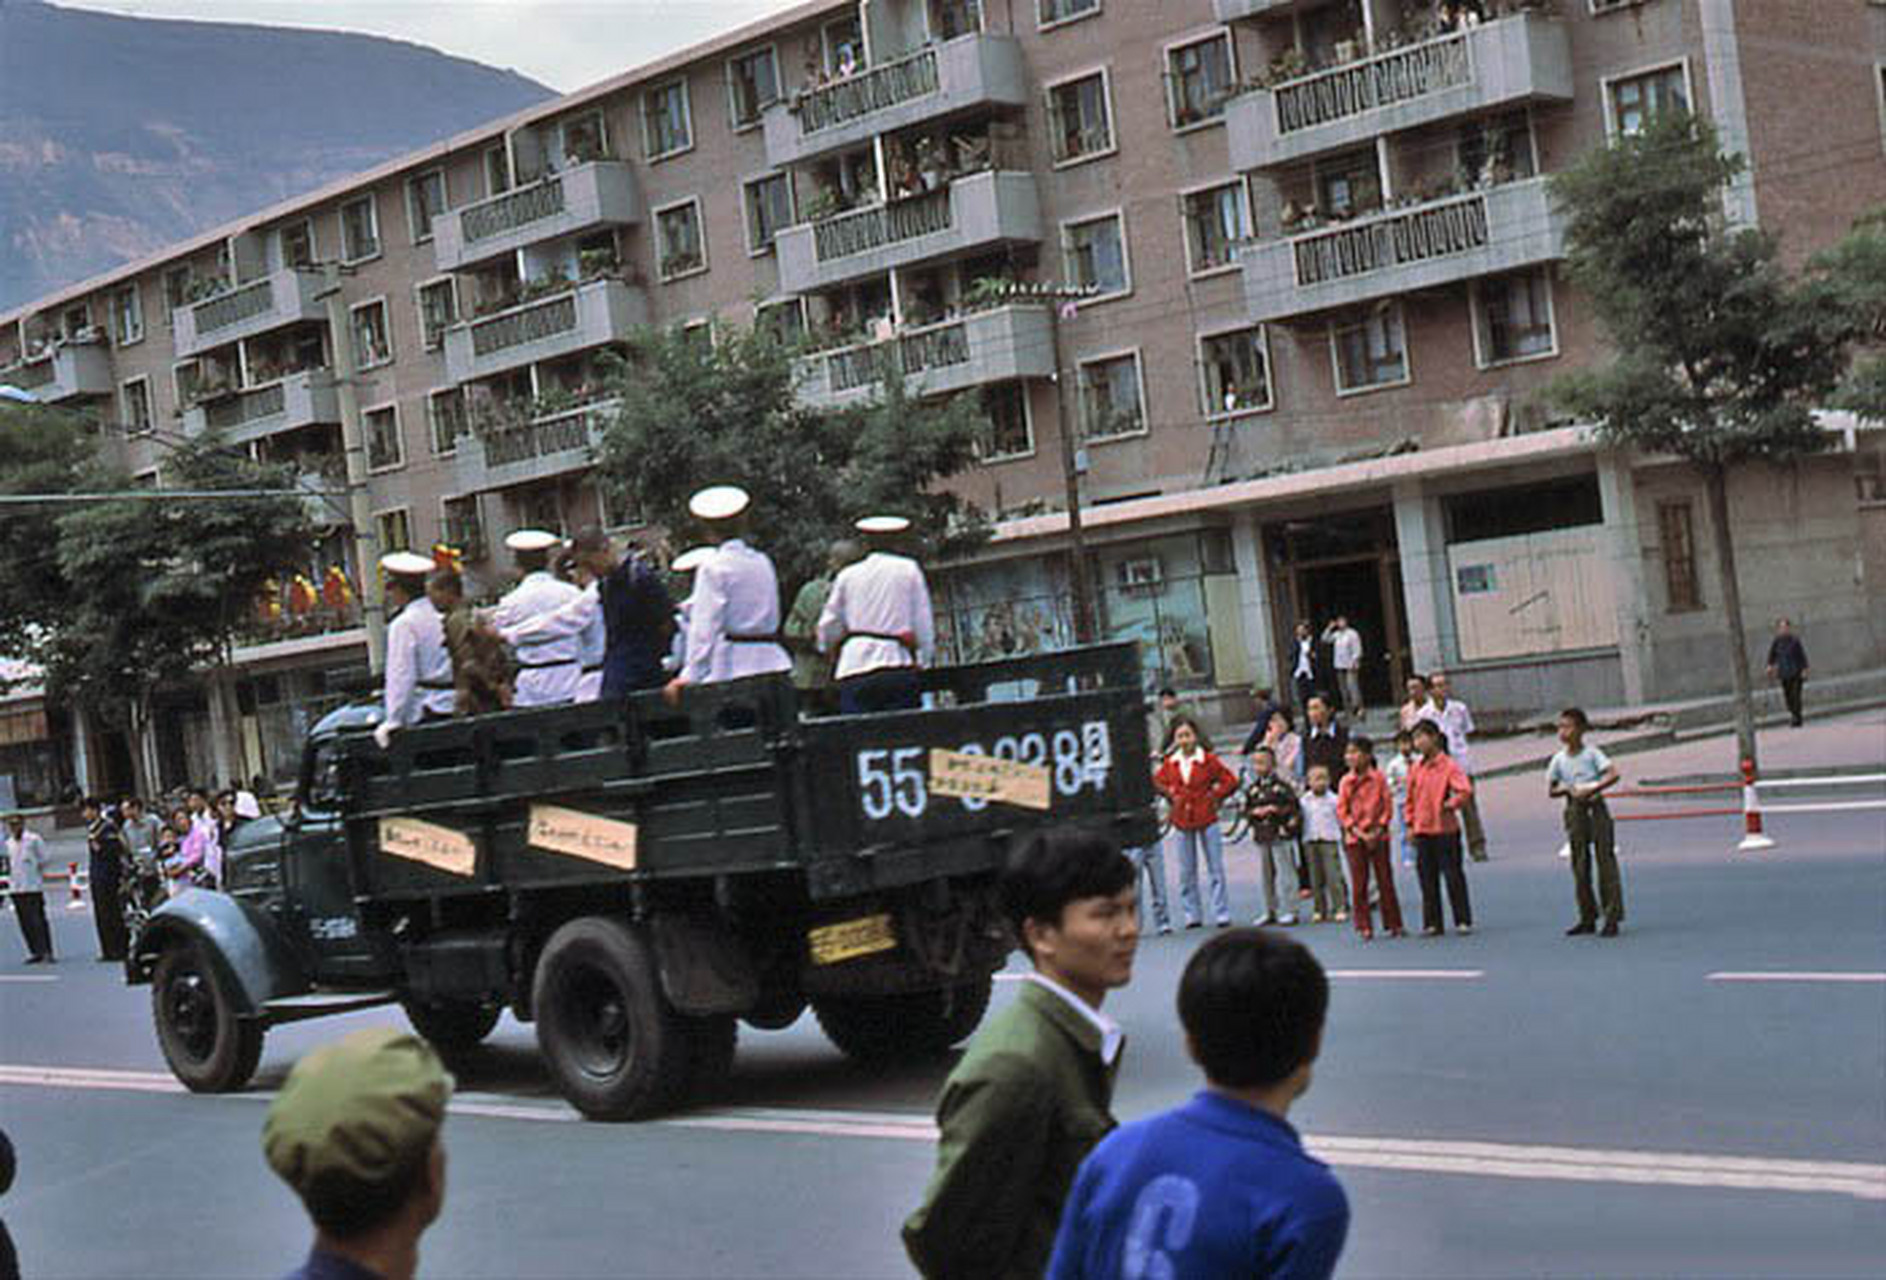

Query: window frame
374;506;414;556
653;196;710;282
363;400;406;474
405;168;448;245
641;78;695;162
1656;499;1703;612
339;194;382;265
440;494;484;560
1178;178;1250;279
413;276;460;353
163;266;193;320
119;375;154;435
1328;304;1412;397
1044;66;1118;168
1076;348;1149;444
726;44;782;132
485;145;512;198
278;218;318;270
426;386;466;457
977;380;1036;463
1601;59;1694;140
1196;323;1275;421
1038;0;1101;33
755;295;807;346
1164;28;1238;133
1060;208;1133;306
113;284;144;347
349;296;394;371
742;170;796;256
1470;269;1559;369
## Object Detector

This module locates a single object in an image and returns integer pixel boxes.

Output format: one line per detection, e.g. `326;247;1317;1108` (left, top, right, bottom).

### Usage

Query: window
1317;150;1382;218
427;388;466;456
744;173;794;253
375;508;412;555
1331;306;1409;393
1475;270;1556;365
1458;111;1536;185
406;169;447;243
655;199;707;281
1607;64;1688;137
485;145;512;197
823;15;863;74
120;378;153;434
756;297;806;346
416;279;459;351
680;319;713;352
1079;352;1145;441
340;195;380;262
642;80;693;159
442;495;484;559
979;381;1033;460
727;47;780;130
280;219;317;269
1590;0;1652;12
1063;212;1130;299
1047;71;1114;164
1167;32;1235;128
113;285;143;346
560;110;608;165
1039;0;1099;28
163;267;192;317
933;1;982;39
1657;500;1702;611
1182;182;1248;275
1200;326;1272;418
350;299;392;370
365;405;404;472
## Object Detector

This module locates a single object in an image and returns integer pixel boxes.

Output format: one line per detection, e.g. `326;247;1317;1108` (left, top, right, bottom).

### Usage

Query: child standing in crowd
1244;747;1302;927
1384;730;1418;869
1297;766;1348;924
1405;720;1474;936
1548;707;1624;937
1338;737;1402;941
1153;717;1240;929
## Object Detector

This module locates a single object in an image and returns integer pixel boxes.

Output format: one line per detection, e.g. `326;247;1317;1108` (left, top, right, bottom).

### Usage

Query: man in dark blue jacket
570;526;674;697
1765;618;1810;728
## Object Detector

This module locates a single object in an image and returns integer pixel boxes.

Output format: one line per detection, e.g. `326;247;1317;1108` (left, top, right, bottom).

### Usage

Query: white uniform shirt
491;570;585;706
1292;637;1315;680
682;539;790;685
815;551;936;681
4;830;49;892
1435;697;1476;774
502;581;605;703
1329;626;1362;671
383;595;455;729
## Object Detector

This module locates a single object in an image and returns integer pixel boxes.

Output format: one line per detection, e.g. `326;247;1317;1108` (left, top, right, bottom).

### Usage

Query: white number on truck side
857;747;928;821
856;720;1118;821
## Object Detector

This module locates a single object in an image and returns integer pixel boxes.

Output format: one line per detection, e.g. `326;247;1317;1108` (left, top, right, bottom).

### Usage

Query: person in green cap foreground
263;1028;454;1280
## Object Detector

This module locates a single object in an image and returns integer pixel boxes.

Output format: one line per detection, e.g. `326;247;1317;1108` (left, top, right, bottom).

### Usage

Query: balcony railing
779;171;1042;295
463;179;567;243
1273;32;1472;135
205;380;286;430
471;292;578;357
6;357;56;391
173;268;325;358
827;319;971;392
815;187;954;262
456;400;612;493
433;162;644;274
180;369;340;444
796;303;1054;408
194;278;276;336
795;47;939;135
1292;193;1490;287
483;406;593;466
1;336;113;402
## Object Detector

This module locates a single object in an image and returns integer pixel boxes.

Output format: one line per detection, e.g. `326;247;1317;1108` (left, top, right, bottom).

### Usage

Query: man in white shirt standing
817;515;935;714
373;552;455;750
1289;621;1323;713
1427;671;1489;861
1323;616;1364;715
665;486;791;700
5;812;55;963
490;530;585;707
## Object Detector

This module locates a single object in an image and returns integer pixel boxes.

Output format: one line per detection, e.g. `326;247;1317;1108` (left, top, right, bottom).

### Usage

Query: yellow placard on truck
809;913;897;965
929;748;1053;811
527;804;640;871
378;816;477;878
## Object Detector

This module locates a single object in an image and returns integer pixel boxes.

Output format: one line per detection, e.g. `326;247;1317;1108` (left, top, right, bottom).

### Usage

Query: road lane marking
1326;970;1484;980
0;975;59;983
1708;972;1886;984
5;1064;1881;1200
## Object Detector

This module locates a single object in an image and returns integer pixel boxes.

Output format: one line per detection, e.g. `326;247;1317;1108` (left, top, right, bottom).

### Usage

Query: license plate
809;913;896;966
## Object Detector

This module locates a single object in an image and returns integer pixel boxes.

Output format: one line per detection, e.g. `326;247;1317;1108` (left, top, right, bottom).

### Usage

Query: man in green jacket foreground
903;830;1141;1279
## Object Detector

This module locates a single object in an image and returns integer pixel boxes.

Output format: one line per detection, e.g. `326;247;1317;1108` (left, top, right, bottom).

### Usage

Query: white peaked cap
670;546;715;573
688;485;750;521
505;529;561;553
855;515;911;534
380;551;436;577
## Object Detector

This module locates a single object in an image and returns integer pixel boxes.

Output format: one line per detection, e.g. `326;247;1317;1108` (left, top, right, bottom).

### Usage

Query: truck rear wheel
813;976;994;1063
533;917;687;1120
402;998;502;1054
152;944;263;1093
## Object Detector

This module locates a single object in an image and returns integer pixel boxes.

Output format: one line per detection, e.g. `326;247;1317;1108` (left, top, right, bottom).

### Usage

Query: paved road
3;713;1883;1278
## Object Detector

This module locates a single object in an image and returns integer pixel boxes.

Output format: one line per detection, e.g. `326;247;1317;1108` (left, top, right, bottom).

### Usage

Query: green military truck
129;643;1156;1119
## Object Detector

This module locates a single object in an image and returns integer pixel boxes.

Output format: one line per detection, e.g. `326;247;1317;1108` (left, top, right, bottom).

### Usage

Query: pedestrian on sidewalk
1288;621;1327;714
904;831;1138;1279
1548;708;1624;938
82;797;129;962
3;815;53;964
1047;929;1348;1280
1406;720;1475;937
1339;738;1402;940
1384;729;1418;869
1322;616;1365;715
1263;708;1302;783
1398;675;1430;733
1154;718;1240;929
1298;766;1348;924
1427;672;1490;861
1244;747;1302;927
1765;618;1810;728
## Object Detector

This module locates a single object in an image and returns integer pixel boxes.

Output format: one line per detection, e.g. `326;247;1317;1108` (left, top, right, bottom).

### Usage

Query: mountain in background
0;0;557;311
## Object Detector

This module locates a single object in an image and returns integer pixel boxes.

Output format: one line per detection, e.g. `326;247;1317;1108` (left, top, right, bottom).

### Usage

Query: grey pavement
2;710;1883;1277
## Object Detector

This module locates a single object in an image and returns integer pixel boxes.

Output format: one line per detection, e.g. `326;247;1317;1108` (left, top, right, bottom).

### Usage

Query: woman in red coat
1153;717;1241;928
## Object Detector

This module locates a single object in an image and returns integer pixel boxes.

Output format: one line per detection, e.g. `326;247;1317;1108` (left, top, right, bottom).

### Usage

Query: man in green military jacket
903;830;1140;1279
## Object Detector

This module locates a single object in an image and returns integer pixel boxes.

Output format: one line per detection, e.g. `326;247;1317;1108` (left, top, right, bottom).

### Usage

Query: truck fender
649;915;759;1016
132;889;311;1016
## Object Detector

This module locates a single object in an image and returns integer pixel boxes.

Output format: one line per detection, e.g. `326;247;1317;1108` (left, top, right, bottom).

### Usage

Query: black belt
727;632;781;645
417;679;454;690
581;664;602;674
517;657;578;670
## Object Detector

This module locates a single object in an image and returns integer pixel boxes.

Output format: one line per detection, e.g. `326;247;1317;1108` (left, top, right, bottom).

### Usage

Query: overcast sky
60;0;811;93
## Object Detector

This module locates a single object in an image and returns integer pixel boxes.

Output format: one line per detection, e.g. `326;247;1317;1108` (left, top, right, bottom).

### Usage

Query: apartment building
3;0;1883;796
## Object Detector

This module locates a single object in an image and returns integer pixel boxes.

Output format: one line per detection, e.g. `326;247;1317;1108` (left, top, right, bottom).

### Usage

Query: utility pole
1026;282;1099;645
318;261;387;673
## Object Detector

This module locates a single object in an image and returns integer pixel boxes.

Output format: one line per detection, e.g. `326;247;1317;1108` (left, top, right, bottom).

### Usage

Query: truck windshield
303;739;349;815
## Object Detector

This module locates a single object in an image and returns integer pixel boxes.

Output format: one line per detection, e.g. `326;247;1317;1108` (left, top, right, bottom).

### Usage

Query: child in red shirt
1153;717;1241;928
1404;719;1475;937
1337;736;1403;940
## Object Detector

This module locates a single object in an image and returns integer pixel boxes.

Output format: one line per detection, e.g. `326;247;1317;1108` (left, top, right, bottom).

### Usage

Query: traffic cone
67;861;90;911
1557;842;1571;859
1736;758;1775;853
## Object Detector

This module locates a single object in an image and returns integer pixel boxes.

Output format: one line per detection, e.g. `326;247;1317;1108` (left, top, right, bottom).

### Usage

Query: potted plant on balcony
579;247;619;280
660;248;704;278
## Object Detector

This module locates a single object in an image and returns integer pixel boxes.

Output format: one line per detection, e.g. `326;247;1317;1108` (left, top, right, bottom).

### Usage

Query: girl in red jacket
1153;717;1241;928
1405;719;1475;936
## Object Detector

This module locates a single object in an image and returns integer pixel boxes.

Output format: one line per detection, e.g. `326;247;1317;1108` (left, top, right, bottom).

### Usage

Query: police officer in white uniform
664;487;791;701
664;545;713;676
817;515;935;714
501;542;609;704
490;530;585;707
373;551;455;749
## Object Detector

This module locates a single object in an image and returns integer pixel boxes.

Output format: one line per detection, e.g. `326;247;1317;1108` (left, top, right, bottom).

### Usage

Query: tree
0;402;97;673
1547;111;1858;769
590;322;989;600
1813;207;1886;424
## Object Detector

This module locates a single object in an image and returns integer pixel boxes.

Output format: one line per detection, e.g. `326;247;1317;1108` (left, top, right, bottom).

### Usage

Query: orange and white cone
1737;758;1776;853
67;861;91;911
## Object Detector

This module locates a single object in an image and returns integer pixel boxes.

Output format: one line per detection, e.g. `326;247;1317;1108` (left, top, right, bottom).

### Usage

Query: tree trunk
1701;462;1759;772
127;694;156;799
205;666;243;791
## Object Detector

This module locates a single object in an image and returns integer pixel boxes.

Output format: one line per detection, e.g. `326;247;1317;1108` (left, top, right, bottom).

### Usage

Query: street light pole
1033;285;1099;645
317;261;387;673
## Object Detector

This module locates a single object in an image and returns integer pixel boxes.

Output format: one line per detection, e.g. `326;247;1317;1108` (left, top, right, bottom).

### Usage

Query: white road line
4;1063;1881;1200
1326;969;1485;980
0;975;59;983
1707;972;1886;984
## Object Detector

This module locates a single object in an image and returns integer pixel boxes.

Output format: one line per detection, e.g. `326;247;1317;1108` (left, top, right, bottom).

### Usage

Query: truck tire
533;917;688;1120
680;1014;738;1101
813;976;994;1063
152;944;264;1093
402;998;502;1054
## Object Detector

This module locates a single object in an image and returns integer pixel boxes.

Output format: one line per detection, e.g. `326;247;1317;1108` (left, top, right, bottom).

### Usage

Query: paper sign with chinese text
528;804;639;871
378;817;477;878
929;749;1052;811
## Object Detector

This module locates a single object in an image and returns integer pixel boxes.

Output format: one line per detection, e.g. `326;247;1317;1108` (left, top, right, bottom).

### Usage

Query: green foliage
1547;112;1854;465
1811;206;1886;424
591;322;988;597
0;403;96;666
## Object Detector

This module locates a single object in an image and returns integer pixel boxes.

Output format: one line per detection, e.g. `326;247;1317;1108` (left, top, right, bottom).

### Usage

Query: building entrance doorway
1265;507;1408;712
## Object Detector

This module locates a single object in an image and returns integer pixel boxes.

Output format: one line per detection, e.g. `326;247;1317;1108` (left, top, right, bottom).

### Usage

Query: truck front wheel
152;944;264;1093
402;998;502;1054
533;917;687;1120
813;976;994;1063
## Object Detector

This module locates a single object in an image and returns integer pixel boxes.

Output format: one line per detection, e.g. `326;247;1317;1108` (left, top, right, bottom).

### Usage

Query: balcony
763;34;1029;168
1215;1;1334;17
432;161;643;272
777;170;1041;294
443;277;649;384
1239;176;1565;323
1226;14;1572;171
795;304;1055;408
173;268;327;358
0;336;112;402
180;369;339;445
454;400;610;494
